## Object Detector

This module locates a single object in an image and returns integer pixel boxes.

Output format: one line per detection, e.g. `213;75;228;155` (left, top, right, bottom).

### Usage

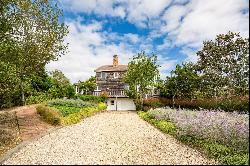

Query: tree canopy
124;52;160;108
79;76;97;95
196;31;249;97
0;0;68;106
162;31;249;100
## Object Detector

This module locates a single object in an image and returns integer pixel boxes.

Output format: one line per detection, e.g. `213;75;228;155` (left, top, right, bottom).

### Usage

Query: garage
107;98;136;111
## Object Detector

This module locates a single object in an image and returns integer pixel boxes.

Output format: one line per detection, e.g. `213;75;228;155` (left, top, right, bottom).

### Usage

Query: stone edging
0;126;63;164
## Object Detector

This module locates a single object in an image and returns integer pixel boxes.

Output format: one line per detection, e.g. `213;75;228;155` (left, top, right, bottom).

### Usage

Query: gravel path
3;111;216;165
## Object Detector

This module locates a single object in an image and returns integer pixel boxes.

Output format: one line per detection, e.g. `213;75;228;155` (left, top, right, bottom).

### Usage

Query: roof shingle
94;65;128;72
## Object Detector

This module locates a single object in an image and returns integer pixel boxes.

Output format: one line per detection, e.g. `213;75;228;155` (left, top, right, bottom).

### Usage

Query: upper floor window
113;72;119;78
101;72;107;79
124;84;129;90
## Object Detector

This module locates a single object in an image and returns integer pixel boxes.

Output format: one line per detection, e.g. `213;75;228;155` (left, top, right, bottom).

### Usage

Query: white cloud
124;33;139;43
162;0;249;49
60;0;172;28
180;47;198;62
124;0;172;27
157;38;172;50
161;4;190;32
158;56;178;79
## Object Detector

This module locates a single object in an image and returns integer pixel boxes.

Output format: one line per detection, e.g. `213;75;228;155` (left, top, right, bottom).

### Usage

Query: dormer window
113;72;118;78
101;72;107;79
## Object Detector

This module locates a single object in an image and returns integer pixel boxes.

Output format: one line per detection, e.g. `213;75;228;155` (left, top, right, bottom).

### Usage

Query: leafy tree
0;0;68;105
50;69;70;87
196;31;249;97
0;61;21;108
79;76;97;95
49;69;75;98
28;68;53;94
124;52;160;110
162;63;201;107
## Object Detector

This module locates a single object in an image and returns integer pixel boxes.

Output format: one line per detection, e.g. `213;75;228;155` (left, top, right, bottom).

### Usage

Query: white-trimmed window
113;72;118;78
111;100;115;105
101;72;107;79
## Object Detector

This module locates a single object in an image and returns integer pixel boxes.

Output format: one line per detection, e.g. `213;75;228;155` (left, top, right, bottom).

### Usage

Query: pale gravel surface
3;111;216;165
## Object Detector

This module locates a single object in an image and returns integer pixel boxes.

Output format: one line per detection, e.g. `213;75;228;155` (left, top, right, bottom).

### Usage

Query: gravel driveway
3;111;216;165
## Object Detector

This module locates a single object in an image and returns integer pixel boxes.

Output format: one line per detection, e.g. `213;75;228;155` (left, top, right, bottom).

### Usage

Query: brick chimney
113;55;118;67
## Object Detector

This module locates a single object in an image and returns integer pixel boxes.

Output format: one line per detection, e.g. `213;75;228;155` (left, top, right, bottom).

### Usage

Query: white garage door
107;98;136;111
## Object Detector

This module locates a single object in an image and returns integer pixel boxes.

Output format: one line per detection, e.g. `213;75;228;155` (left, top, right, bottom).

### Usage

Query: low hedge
138;111;249;165
77;95;107;103
60;106;104;125
143;96;249;112
36;104;61;125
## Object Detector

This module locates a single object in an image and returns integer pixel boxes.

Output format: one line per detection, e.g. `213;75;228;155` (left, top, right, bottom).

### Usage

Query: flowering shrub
97;102;107;110
148;108;249;152
143;96;249;112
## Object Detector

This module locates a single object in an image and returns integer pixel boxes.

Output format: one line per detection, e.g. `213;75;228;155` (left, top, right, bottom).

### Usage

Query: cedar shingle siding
96;71;127;92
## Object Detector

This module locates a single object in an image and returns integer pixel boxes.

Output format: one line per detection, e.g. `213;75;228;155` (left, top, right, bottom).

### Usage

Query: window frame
113;72;118;79
110;100;115;105
101;72;107;79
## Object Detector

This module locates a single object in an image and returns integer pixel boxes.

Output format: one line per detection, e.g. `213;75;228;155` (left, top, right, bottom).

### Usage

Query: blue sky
46;0;249;83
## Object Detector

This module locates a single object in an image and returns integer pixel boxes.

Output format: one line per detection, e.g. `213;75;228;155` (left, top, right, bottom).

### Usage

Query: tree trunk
21;81;25;106
172;94;175;108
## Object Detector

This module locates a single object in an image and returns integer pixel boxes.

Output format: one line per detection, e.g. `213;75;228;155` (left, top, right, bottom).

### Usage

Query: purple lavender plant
148;108;249;152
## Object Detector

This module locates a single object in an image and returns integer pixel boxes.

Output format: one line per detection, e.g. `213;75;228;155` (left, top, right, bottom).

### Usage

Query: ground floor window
111;100;115;105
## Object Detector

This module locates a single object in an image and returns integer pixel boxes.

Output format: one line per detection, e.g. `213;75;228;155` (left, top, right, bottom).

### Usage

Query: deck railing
93;90;127;97
93;90;160;98
93;91;101;96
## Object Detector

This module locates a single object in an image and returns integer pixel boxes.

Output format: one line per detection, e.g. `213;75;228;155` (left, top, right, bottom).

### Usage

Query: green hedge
60;105;105;125
36;104;61;125
138;111;249;165
143;96;249;112
77;95;107;103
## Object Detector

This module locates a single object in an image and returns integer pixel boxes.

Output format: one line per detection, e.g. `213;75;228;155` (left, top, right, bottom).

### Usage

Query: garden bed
36;99;107;125
138;108;249;165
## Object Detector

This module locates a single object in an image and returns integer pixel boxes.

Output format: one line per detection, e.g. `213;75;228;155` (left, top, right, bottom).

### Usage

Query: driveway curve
3;111;215;165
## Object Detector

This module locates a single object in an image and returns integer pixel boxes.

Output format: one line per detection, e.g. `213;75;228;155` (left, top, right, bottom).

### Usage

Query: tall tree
79;76;96;95
48;69;75;98
124;52;160;109
0;0;68;105
196;31;249;97
163;63;201;106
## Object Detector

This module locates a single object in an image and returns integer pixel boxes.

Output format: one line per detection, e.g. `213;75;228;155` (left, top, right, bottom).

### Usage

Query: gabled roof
94;65;128;72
